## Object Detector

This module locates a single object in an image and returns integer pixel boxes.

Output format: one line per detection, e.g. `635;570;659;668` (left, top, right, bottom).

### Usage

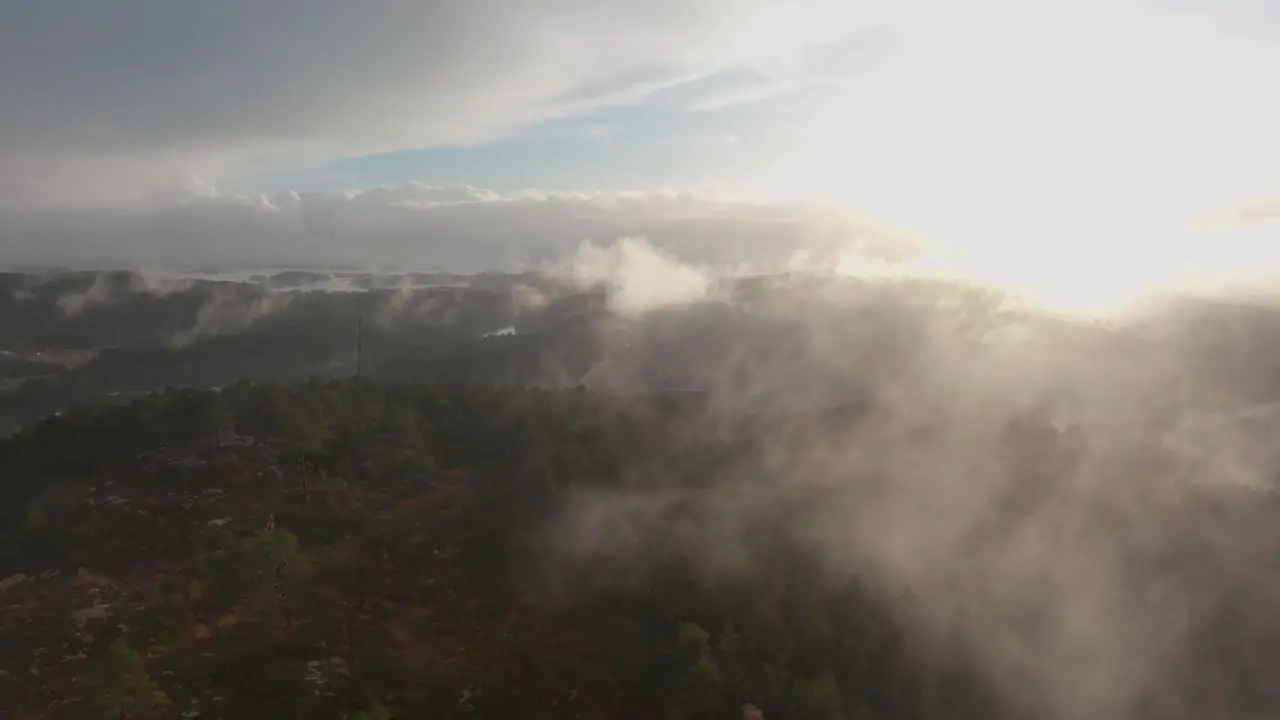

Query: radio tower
356;313;364;378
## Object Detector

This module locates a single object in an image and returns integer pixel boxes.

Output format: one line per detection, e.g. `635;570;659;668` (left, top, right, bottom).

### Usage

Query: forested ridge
0;380;1006;719
6;270;1280;719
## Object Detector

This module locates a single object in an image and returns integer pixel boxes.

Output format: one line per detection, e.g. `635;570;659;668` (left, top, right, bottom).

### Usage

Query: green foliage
25;501;46;528
160;387;228;450
254;527;301;567
353;699;393;720
0;379;1022;720
675;621;724;717
279;406;327;456
80;638;172;718
783;671;844;720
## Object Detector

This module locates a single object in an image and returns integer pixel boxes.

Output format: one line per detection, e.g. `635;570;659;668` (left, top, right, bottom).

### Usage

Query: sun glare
754;1;1280;318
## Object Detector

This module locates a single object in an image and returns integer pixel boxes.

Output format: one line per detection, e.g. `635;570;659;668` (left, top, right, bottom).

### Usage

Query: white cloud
0;0;891;206
0;183;917;273
1191;195;1280;233
568;237;711;314
689;77;838;112
687;26;899;112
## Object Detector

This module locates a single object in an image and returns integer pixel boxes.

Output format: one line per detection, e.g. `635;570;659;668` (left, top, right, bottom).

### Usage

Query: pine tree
81;638;172;718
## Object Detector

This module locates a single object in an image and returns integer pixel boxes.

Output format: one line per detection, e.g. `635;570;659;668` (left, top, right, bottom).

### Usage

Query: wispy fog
548;238;1280;720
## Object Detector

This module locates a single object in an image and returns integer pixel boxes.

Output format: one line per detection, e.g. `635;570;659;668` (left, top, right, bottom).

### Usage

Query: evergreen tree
81;638;172;718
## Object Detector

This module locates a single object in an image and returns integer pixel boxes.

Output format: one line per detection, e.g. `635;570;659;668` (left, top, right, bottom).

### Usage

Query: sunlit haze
1;0;1276;316
760;1;1280;314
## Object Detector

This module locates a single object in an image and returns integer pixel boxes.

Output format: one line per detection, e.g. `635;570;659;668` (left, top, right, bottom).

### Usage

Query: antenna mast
356;313;364;378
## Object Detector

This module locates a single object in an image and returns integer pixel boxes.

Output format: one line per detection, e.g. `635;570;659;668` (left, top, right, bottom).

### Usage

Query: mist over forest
4;240;1280;719
5;0;1280;716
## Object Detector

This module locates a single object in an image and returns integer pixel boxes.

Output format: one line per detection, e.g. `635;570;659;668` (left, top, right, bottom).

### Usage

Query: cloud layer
2;0;1276;303
0;0;874;206
0;183;916;273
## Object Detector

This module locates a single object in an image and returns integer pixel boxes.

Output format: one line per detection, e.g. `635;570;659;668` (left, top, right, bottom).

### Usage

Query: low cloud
549;251;1280;719
1191;195;1280;233
567;237;712;314
0;183;916;275
171;286;297;347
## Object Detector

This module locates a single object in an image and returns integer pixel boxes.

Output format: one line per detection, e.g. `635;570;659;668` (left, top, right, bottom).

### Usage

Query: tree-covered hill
6;272;1280;718
0;380;1005;719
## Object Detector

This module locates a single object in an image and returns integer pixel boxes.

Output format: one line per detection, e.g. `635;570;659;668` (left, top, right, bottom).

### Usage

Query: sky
1;0;1278;312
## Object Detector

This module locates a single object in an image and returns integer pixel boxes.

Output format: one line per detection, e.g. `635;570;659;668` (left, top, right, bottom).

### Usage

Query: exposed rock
0;573;27;594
